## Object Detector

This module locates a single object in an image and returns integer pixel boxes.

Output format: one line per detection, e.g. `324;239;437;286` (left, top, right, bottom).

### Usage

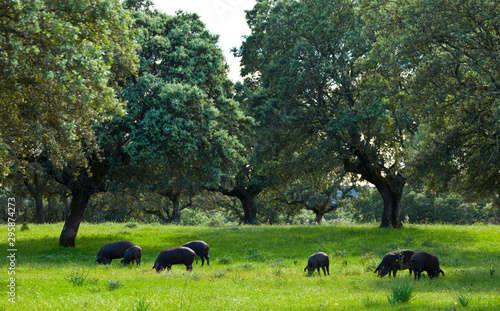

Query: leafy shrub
387;283;415;305
456;293;472;307
353;188;496;224
133;298;151;311
107;280;124;291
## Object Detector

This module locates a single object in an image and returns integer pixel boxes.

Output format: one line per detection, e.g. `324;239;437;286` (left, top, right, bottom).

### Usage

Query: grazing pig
183;240;210;266
304;252;330;276
121;245;142;266
95;240;135;264
410;251;445;280
374;249;414;277
153;247;196;272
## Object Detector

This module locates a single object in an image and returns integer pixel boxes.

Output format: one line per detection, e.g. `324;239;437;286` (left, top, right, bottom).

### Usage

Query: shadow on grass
0;224;497;272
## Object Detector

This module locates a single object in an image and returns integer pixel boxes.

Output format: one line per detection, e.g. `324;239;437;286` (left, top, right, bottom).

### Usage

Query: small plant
246;249;266;262
456;293;472;307
20;223;29;231
363;297;377;308
125;222;138;228
275;268;281;277
387;283;415;306
133;298;151;311
489;266;495;277
65;270;90;286
334;250;348;257
107;280;124;291
212;270;227;279
239;263;256;270
218;257;233;265
404;236;415;246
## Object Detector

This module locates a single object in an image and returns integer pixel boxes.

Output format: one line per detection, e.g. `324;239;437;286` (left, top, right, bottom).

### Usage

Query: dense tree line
0;0;498;246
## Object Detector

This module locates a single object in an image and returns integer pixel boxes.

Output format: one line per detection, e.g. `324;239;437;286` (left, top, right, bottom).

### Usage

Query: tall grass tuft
65;270;91;286
107;280;124;290
133;298;151;311
456;293;472;307
387;283;415;306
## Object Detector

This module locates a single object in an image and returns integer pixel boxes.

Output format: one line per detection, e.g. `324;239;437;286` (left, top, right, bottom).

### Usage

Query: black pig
183;240;210;266
304;252;330;276
153;247;196;272
95;240;135;264
410;251;445;280
121;245;142;266
374;249;414;277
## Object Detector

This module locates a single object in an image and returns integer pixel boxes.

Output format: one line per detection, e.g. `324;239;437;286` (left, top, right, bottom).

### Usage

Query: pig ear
440;269;445;277
304;267;307;272
374;266;379;273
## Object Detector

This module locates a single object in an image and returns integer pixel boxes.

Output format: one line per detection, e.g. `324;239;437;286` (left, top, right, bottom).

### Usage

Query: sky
152;0;257;82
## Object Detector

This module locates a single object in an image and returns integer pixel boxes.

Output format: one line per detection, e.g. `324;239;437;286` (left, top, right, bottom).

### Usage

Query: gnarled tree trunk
238;194;258;224
206;184;261;225
24;170;45;224
346;146;406;228
59;188;91;247
374;174;405;228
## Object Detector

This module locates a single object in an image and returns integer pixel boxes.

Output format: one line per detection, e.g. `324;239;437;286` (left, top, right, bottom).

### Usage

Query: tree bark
314;211;324;224
374;174;405;228
34;190;44;224
24;175;45;224
43;155;108;247
345;146;406;228
205;184;261;224
170;193;181;224
59;189;90;247
239;194;258;224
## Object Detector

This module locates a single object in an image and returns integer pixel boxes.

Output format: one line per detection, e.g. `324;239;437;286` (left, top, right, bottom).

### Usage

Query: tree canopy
0;0;138;177
112;2;252;222
237;0;415;227
361;0;499;200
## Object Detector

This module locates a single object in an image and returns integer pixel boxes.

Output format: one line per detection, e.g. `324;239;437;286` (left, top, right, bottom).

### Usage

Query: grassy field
0;223;499;310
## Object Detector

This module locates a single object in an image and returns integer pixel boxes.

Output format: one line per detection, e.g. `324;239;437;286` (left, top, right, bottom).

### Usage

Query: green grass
0;223;499;310
387;283;415;305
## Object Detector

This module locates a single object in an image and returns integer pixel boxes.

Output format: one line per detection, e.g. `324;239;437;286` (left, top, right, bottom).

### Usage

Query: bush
352;188;496;225
387;283;415;305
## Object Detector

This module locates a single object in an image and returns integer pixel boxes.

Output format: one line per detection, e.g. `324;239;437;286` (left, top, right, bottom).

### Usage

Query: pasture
0;223;499;310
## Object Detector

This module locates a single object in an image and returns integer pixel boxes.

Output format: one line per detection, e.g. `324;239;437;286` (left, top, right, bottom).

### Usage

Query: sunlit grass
0;223;498;310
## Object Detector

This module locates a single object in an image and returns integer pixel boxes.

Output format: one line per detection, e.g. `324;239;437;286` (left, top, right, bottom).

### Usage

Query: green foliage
107;280;124;291
65;270;92;286
237;0;415;228
125;222;138;228
116;8;250;193
362;0;500;199
456;293;473;307
133;298;152;311
353;188;497;224
387;283;415;305
0;0;138;175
